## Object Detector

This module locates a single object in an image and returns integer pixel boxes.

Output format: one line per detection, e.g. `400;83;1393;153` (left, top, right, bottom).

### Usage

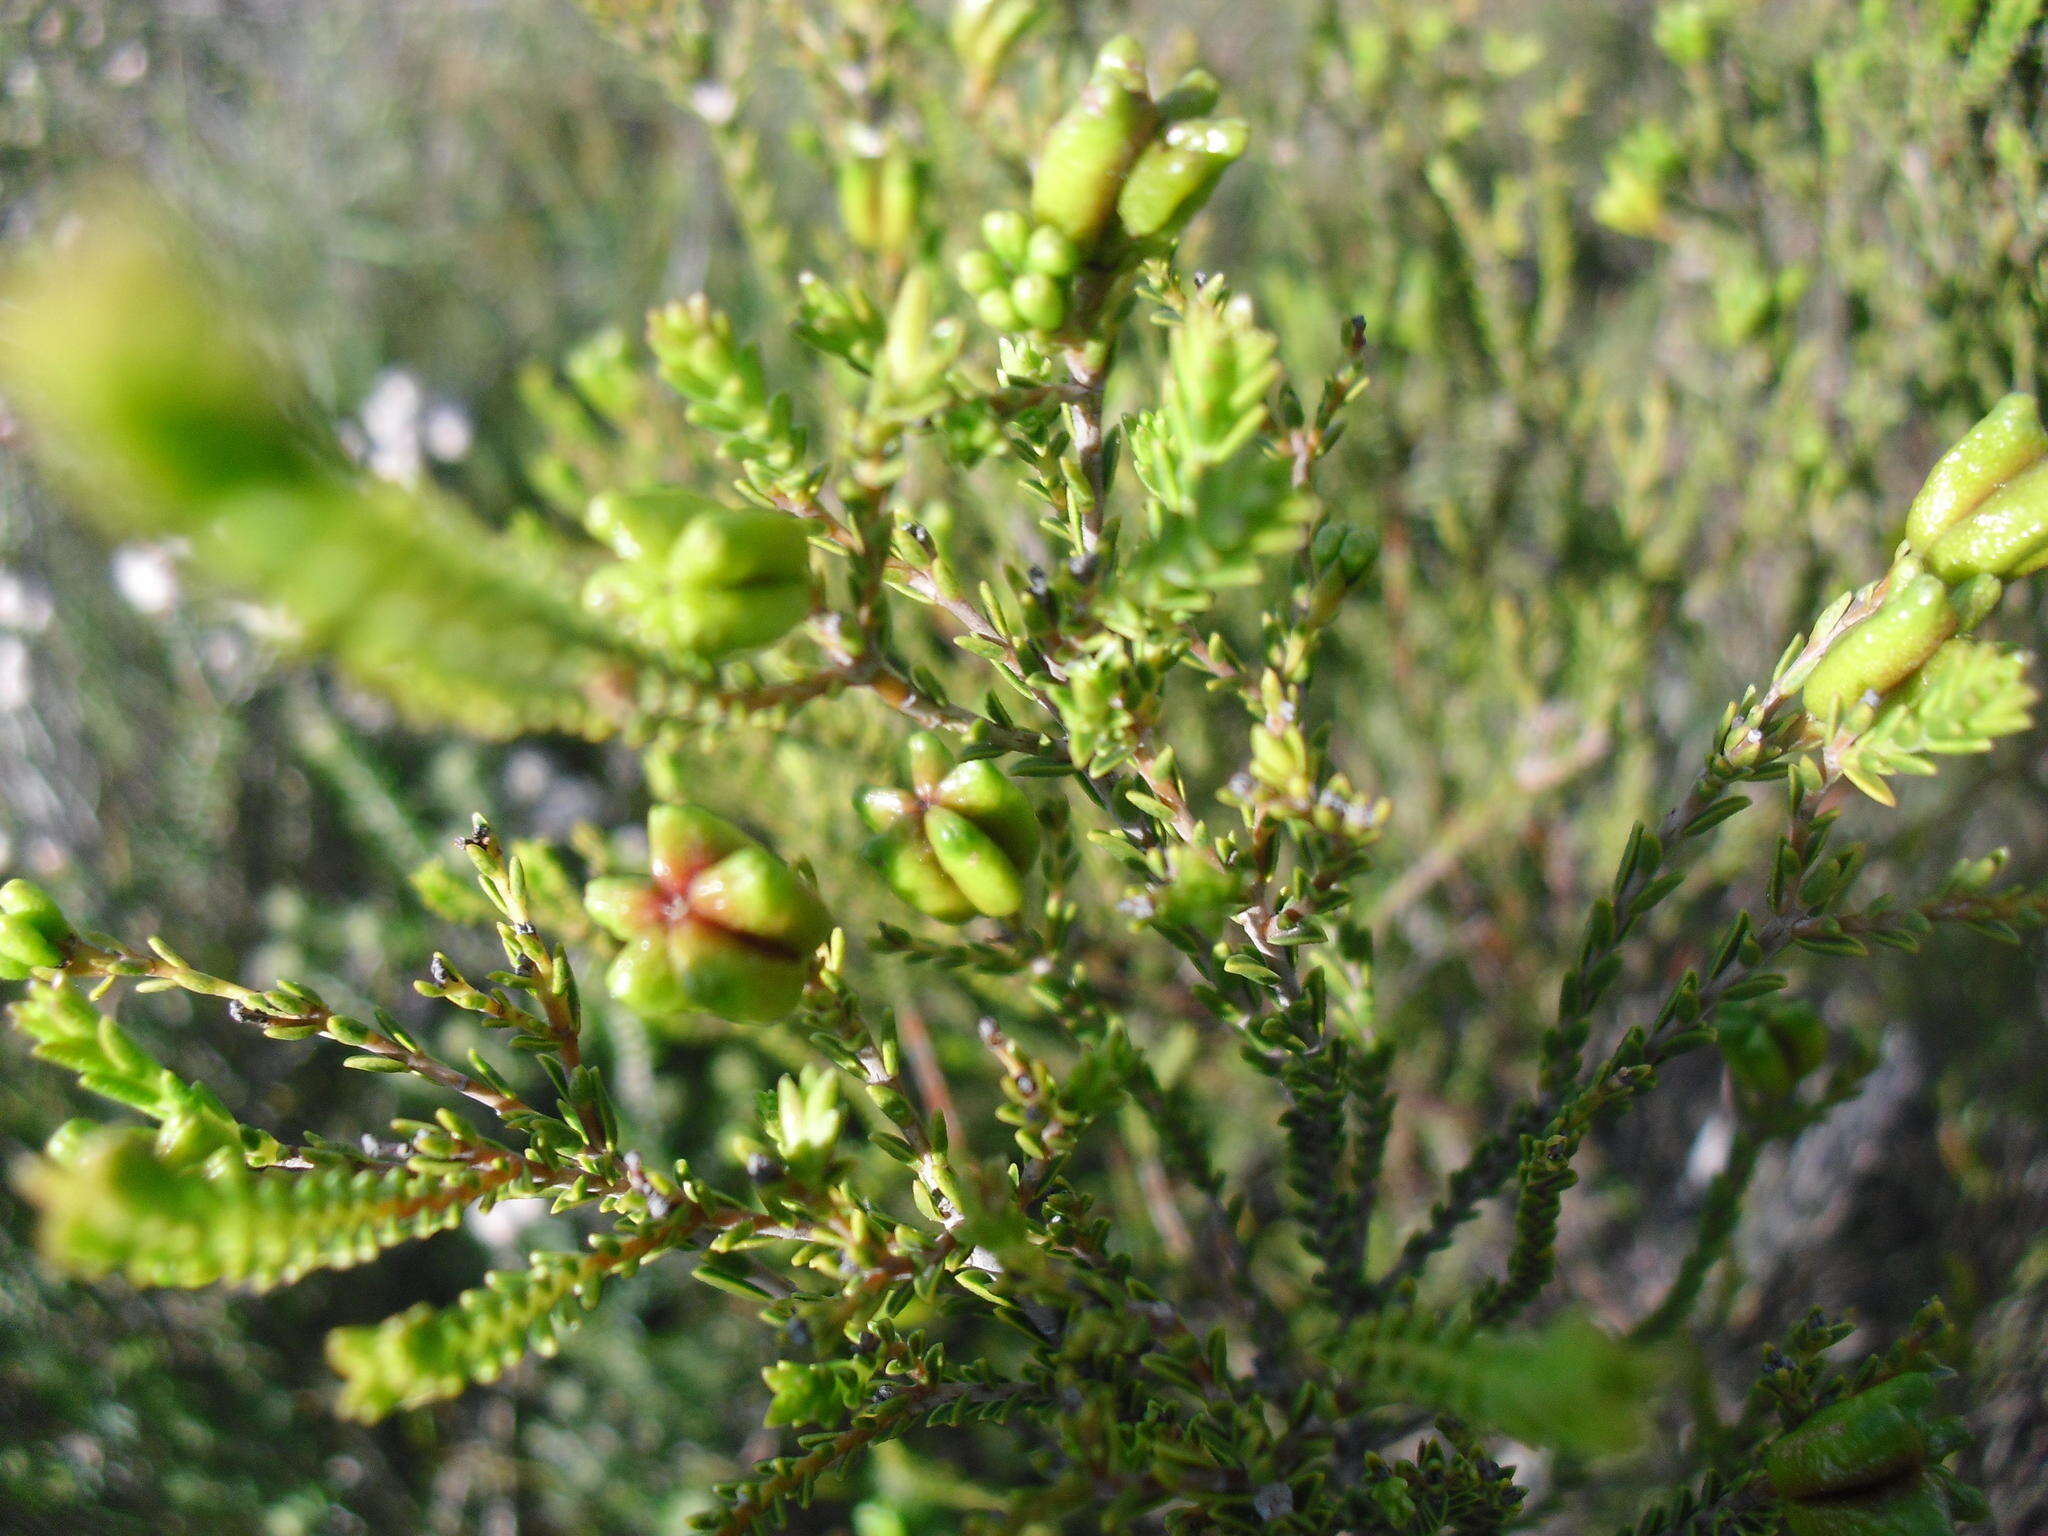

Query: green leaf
20;1125;535;1292
1838;639;2037;801
0;204;650;738
1327;1310;1663;1456
326;1246;613;1419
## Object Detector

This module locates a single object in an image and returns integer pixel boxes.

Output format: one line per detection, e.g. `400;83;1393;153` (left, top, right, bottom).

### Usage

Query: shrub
4;2;2046;1531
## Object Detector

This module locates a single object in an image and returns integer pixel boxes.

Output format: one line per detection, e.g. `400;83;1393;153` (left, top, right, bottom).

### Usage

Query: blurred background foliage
1;0;2046;1531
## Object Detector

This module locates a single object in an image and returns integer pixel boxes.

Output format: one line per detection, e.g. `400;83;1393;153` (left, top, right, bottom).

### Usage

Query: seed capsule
859;734;1038;921
1904;393;2048;553
585;805;831;1024
1800;575;1957;719
666;509;812;657
1029;36;1158;248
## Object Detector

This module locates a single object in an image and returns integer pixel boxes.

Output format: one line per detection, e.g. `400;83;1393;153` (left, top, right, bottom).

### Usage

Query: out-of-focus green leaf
0;202;649;738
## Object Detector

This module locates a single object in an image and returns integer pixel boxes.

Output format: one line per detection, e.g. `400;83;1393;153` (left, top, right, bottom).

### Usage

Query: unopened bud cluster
580;488;812;659
956;36;1247;336
1802;393;2048;719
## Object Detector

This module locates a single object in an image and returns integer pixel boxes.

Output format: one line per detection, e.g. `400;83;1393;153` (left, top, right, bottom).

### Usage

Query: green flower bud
863;822;978;922
1653;3;1719;68
0;882;69;978
1946;572;2004;631
1780;1481;1953;1536
1719;1004;1827;1103
1923;456;2048;581
975;289;1023;332
839;138;926;257
1801;575;1958;719
924;806;1026;916
932;758;1038;862
905;731;952;795
859;734;1038;921
1009;271;1067;332
1116;118;1249;241
1767;1374;1939;1500
584;487;715;562
949;0;1042;93
1029;37;1158;248
1023;223;1080;277
837;150;883;251
666;509;812;657
956;248;1005;296
981;210;1032;268
1720;1017;1793;1101
585;805;831;1024
876;142;925;257
2;878;71;945
1773;1008;1830;1081
1307;523;1374;624
1904;393;2048;554
1156;67;1221;123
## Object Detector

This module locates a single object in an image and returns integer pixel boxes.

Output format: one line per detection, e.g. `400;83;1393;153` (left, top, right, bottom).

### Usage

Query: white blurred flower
422;400;473;463
1686;1111;1734;1186
0;634;31;710
111;542;181;616
0;570;53;632
355;370;474;487
465;1197;549;1254
359;369;425;484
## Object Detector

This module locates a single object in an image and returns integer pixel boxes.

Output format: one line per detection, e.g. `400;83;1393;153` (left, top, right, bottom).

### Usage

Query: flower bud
584;487;718;562
837;150;883;252
1800;575;1958;719
667;509;812;657
950;0;1042;93
956;248;1005;295
1306;524;1374;624
585;804;831;1024
1009;271;1067;333
1767;1373;1939;1500
976;289;1023;332
1904;393;2048;554
1922;457;2048;581
0;880;71;978
1156;67;1221;123
839;137;925;258
2;878;70;942
0;916;62;978
980;210;1032;268
1719;1004;1826;1104
859;735;1038;921
1029;37;1159;249
1946;573;2003;631
1024;223;1080;277
1116;117;1249;242
1779;1480;1954;1536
